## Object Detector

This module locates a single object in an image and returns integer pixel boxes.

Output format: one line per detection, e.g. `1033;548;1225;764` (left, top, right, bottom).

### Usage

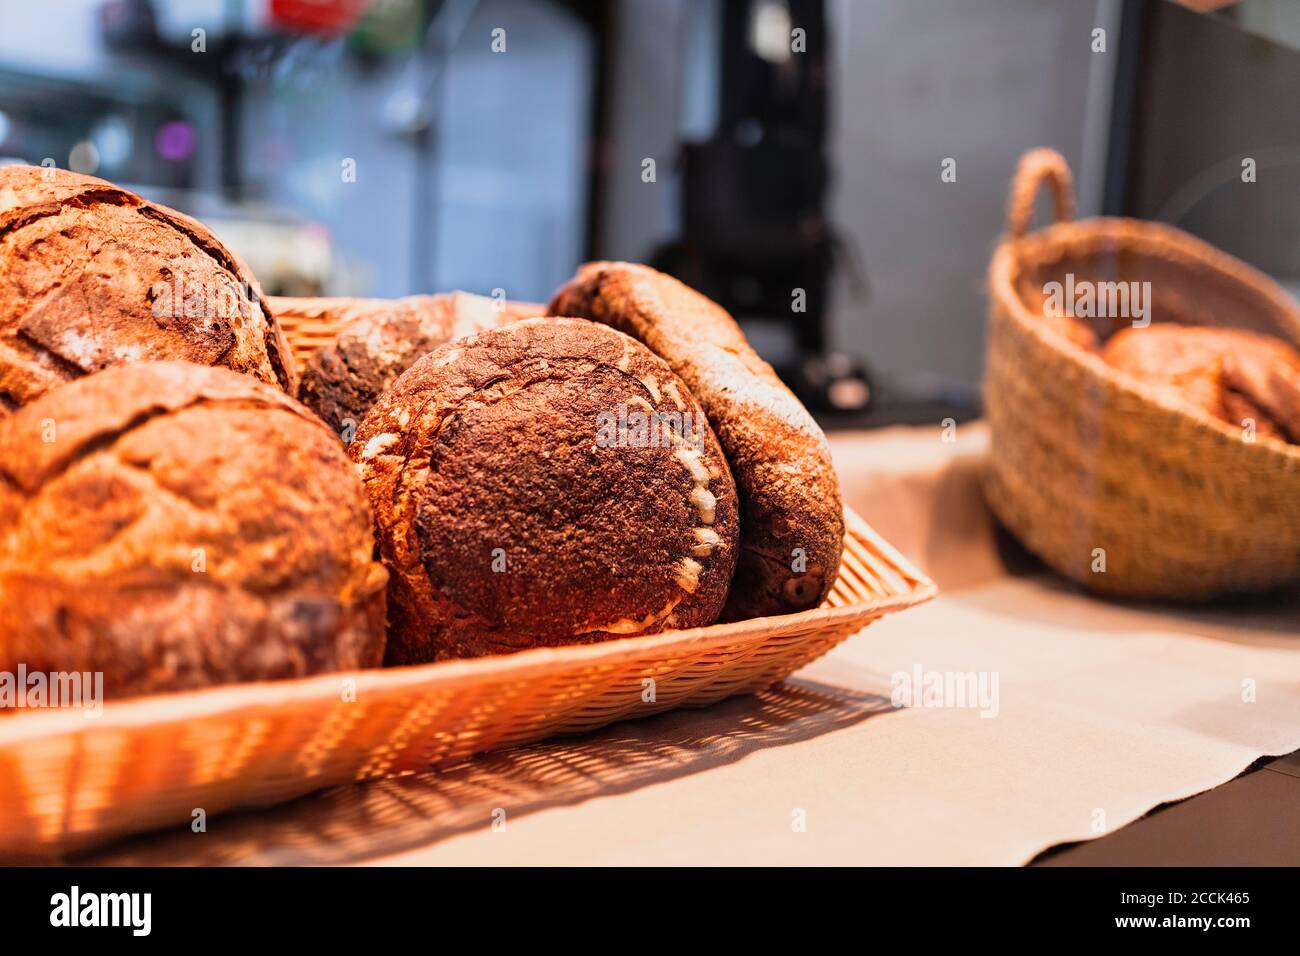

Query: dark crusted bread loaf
0;361;387;700
351;316;739;663
1103;325;1300;443
550;262;843;619
0;165;295;416
274;292;543;436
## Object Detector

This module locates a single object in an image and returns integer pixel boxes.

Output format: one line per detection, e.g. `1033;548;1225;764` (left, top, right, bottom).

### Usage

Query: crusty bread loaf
1222;339;1300;443
550;262;843;619
351;316;739;663
0;165;296;415
1103;325;1300;442
273;292;544;435
0;361;387;700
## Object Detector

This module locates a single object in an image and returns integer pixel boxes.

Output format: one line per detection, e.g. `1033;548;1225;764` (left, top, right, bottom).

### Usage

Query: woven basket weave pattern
984;150;1300;599
0;307;936;855
0;510;932;857
274;309;353;371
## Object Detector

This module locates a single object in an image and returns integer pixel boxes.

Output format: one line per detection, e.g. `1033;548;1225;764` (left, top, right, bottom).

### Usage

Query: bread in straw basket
983;148;1300;600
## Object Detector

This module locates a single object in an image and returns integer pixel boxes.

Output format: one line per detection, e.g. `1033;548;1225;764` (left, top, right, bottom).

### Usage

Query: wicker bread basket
0;509;932;858
271;296;367;370
0;313;935;857
984;148;1300;600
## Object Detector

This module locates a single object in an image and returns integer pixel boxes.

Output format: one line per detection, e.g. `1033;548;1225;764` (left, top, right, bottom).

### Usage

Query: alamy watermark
150;274;256;322
0;665;103;718
50;886;150;936
595;405;706;451
891;665;1000;718
1042;272;1151;328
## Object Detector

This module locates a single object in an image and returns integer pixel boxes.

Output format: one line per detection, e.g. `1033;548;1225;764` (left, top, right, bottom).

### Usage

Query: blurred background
1;0;1297;423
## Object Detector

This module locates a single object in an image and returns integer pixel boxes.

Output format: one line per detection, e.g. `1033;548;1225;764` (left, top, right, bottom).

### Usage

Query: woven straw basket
0;319;936;856
984;148;1300;600
271;297;354;370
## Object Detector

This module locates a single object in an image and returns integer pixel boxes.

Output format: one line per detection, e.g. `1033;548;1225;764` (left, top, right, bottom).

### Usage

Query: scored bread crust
0;361;387;700
550;262;844;619
273;292;544;435
351;316;740;662
0;165;296;415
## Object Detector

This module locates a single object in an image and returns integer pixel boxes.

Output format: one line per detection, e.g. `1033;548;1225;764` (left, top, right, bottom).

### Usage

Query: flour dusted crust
1103;325;1300;443
351;317;739;662
0;165;296;415
0;361;387;700
277;292;544;435
550;262;844;619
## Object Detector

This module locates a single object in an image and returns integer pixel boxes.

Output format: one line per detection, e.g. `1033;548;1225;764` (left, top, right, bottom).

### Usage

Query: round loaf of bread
275;292;544;436
351;316;740;663
550;262;843;619
0;165;295;415
0;361;388;700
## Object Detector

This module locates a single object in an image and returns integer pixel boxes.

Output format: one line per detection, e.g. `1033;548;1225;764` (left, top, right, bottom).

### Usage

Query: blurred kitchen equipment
648;0;873;415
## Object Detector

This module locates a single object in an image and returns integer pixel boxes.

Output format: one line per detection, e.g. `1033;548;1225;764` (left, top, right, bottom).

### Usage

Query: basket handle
1006;148;1075;239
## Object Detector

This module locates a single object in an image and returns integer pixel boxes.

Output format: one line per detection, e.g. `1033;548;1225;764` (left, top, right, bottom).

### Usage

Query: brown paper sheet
87;423;1300;866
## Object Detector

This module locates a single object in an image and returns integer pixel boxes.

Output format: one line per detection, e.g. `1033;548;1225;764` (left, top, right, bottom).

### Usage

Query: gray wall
598;0;691;260
823;0;1099;392
434;0;593;300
